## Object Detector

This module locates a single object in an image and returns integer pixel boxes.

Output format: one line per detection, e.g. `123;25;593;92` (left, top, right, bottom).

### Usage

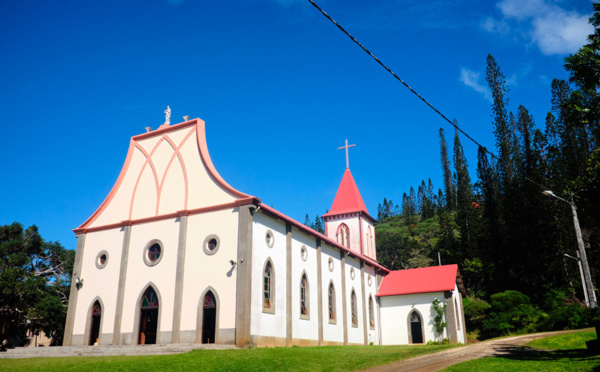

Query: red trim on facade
132;119;197;141
76;118;255;232
75;140;136;230
258;204;389;273
129;141;161;220
195;119;250;199
73;198;260;234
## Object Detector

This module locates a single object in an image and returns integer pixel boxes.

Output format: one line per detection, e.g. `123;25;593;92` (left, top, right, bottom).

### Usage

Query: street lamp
543;190;597;308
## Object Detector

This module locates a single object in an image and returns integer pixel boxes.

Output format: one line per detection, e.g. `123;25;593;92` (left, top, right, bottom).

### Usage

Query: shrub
463;297;490;332
480;290;542;339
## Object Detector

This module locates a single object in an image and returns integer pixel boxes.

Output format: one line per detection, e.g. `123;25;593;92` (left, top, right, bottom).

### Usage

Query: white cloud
482;17;510;34
460;67;492;102
484;0;593;55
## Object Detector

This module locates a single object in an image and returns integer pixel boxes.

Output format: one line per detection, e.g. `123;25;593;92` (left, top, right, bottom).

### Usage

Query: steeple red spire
322;169;369;217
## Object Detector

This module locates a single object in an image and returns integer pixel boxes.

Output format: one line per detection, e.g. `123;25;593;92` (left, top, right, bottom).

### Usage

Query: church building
63;115;466;347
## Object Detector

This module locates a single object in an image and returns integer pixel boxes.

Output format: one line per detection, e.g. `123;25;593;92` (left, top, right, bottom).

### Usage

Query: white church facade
63;116;466;347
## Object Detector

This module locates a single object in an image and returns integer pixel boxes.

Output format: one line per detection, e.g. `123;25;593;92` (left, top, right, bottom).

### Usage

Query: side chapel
63;114;466;347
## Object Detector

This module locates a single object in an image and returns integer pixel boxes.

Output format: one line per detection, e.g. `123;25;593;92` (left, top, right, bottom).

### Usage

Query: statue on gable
164;106;171;125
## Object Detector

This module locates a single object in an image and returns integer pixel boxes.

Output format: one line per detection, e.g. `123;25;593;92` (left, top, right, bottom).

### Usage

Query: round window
300;246;308;261
368;275;372;287
265;230;274;248
95;250;108;269
328;257;334;272
203;235;220;256
350;267;356;280
143;240;163;267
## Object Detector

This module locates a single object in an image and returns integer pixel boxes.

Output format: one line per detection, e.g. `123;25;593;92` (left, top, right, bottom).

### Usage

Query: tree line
375;3;600;337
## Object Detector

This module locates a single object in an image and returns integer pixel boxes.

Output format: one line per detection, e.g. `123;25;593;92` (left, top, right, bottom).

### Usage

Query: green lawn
443;330;600;371
0;344;456;372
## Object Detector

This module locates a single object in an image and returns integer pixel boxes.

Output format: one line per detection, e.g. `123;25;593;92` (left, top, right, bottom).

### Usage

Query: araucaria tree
0;222;74;346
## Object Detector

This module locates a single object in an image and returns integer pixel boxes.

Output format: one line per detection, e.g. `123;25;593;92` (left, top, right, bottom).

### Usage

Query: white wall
72;228;124;338
345;255;364;344
290;227;319;342
363;265;379;345
320;243;344;344
379;291;446;345
120;219;180;337
451;285;466;343
250;212;287;339
179;209;239;333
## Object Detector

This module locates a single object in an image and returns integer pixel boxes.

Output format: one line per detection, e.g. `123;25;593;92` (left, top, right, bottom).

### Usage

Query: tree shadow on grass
489;344;600;370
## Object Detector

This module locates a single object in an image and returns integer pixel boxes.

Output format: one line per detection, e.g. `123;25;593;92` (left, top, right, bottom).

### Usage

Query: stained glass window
263;261;272;310
147;244;161;262
141;287;159;309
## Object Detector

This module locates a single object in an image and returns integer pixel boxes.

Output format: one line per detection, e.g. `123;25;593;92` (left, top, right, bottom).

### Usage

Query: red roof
376;264;464;297
322;169;369;217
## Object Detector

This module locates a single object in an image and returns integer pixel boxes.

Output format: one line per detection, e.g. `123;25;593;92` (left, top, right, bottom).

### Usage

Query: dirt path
361;330;579;372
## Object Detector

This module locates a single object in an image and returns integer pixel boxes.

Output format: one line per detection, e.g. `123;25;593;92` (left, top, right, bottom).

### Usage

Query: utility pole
544;191;597;308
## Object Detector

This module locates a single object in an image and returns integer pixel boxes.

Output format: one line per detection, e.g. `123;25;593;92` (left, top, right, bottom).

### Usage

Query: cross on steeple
338;139;356;169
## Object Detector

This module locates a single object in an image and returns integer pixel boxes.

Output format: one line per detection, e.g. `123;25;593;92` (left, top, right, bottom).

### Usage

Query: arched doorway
409;311;423;344
89;301;102;346
138;287;159;345
202;291;216;343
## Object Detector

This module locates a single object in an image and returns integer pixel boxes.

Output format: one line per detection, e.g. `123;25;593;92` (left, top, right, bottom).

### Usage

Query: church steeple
322;143;377;260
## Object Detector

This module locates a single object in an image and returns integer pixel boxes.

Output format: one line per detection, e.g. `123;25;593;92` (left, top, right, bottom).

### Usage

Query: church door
409;311;423;344
202;291;216;343
138;287;159;345
89;301;102;346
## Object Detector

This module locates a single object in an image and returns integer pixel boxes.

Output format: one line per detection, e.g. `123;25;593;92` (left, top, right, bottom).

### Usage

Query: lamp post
543;190;597;308
564;252;590;307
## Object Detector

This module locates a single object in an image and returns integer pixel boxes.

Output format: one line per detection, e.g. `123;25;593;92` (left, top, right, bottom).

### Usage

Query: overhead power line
306;0;493;157
307;0;554;191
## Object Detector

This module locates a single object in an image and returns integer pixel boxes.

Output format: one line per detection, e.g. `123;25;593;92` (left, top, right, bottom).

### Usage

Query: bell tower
322;140;377;260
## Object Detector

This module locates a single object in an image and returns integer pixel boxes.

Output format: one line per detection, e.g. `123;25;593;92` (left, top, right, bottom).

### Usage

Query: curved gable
76;119;252;232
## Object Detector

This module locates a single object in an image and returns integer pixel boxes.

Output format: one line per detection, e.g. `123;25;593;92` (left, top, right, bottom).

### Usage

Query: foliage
303;214;324;234
0;222;74;346
462;297;491;332
537;290;592;331
432;299;447;342
481;291;543;339
426;338;449;345
0;344;457;372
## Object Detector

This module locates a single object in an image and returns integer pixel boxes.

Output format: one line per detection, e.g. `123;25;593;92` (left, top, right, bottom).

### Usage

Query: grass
0;344;457;372
443;330;600;371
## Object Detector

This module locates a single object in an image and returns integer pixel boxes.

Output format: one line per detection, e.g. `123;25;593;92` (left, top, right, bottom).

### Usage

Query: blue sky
0;0;594;251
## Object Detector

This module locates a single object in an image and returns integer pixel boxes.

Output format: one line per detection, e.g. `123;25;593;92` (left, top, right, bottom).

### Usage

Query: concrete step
0;343;237;359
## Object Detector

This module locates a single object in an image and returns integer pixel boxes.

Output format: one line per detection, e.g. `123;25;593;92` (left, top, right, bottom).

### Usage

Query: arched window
337;224;350;248
368;295;375;330
328;282;336;323
300;273;309;319
351;289;358;327
263;260;275;313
